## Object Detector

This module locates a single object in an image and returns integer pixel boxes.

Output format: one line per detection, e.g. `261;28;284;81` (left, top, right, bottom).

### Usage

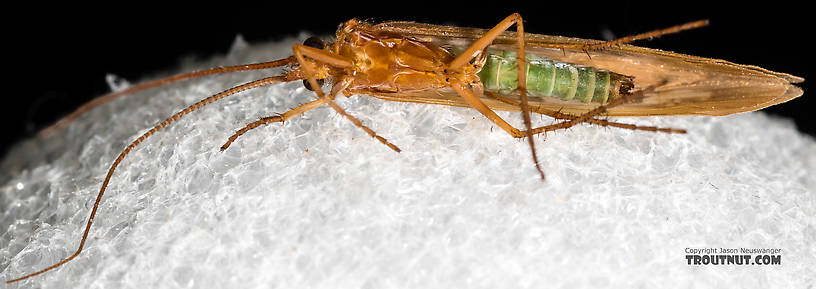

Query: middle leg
447;13;547;179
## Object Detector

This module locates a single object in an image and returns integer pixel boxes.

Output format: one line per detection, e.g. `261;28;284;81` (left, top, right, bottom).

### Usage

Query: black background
3;2;811;157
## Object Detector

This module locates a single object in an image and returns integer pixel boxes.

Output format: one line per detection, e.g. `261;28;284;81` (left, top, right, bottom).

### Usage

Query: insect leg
537;108;687;134
483;91;686;134
581;20;709;51
292;44;401;152
6;76;289;284
525;87;655;135
529;20;709;53
450;79;524;138
219;98;329;151
451;82;665;142
448;13;545;179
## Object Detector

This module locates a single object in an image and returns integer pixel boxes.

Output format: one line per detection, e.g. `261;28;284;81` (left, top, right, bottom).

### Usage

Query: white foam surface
1;36;814;288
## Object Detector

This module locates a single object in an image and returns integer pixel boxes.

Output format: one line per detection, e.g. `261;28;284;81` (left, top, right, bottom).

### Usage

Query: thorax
335;29;456;93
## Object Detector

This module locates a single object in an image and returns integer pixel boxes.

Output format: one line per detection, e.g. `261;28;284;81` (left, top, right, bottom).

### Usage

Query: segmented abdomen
477;50;633;104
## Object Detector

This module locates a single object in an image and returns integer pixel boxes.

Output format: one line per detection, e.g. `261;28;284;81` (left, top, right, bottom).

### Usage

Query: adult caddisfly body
5;14;804;283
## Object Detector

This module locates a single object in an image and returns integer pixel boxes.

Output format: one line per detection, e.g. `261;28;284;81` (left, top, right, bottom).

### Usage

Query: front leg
292;45;401;152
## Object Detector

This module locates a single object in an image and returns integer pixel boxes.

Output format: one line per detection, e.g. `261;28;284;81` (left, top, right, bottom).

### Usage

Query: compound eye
303;37;325;49
300;37;327;91
302;79;325;91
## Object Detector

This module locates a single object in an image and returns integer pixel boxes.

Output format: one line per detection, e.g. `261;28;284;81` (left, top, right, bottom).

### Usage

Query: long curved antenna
39;57;295;137
6;75;290;284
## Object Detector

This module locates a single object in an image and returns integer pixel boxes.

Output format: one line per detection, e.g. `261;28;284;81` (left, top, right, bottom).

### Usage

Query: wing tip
783;74;805;84
782;85;804;101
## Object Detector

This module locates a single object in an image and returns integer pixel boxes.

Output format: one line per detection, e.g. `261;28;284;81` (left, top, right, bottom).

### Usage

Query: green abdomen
477;51;632;104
